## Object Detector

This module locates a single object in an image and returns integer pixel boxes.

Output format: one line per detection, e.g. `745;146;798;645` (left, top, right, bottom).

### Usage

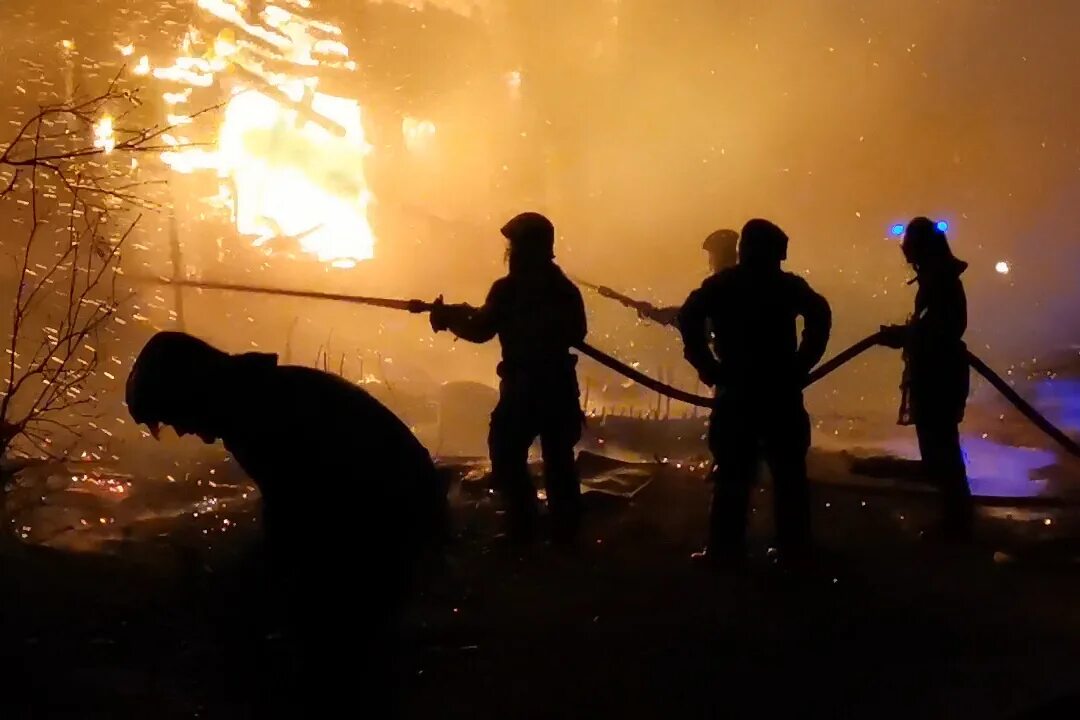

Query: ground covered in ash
3;443;1080;719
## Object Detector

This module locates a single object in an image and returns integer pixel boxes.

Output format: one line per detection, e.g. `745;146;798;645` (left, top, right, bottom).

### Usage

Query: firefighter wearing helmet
702;228;740;273
430;211;587;544
678;218;832;568
619;228;740;327
880;216;973;540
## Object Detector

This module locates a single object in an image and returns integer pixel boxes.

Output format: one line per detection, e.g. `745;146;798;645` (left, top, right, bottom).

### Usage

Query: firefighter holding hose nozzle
429;212;588;545
585;228;739;327
879;216;974;541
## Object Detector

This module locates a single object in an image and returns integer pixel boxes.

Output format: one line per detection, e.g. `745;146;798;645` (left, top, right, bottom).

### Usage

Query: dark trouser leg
916;420;973;537
489;401;539;541
764;403;813;555
707;402;758;555
540;401;584;543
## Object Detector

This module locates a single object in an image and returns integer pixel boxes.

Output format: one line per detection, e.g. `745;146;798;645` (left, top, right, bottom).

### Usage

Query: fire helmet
703;228;738;253
126;331;227;436
901;216;953;267
500;211;555;258
738;218;789;267
703;228;739;268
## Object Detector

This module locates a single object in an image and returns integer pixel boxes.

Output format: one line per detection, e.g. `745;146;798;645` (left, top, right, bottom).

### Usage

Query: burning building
126;0;377;268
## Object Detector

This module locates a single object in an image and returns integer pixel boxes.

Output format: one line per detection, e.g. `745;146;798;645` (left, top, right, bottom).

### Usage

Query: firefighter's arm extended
796;283;833;374
878;323;909;349
595;286;651;317
639;305;681;327
598;285;681;327
677;285;722;387
429;287;499;343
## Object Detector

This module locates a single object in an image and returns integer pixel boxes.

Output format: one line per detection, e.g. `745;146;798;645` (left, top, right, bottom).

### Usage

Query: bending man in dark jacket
126;331;446;711
430;212;587;543
679;219;831;566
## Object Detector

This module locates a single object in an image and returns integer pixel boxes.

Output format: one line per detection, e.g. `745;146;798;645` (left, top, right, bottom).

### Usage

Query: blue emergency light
889;220;950;237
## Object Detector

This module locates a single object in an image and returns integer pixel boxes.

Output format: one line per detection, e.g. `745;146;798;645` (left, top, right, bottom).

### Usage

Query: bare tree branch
1;83;215;463
0;83;222;215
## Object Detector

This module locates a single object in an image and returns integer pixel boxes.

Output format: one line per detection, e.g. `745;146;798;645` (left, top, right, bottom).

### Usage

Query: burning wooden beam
227;62;348;138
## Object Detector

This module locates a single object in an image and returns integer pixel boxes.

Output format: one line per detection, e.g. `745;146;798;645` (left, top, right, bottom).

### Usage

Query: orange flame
131;0;376;266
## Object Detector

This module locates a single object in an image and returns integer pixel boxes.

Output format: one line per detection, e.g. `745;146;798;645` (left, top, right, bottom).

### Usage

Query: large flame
134;0;375;267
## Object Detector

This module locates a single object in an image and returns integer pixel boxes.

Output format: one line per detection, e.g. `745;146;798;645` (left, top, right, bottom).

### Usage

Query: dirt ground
3;460;1080;719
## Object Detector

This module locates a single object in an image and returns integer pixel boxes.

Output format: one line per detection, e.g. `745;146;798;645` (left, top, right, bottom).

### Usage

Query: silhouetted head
703;228;739;273
902;216;965;275
501;211;555;275
738;219;789;269
126;331;231;443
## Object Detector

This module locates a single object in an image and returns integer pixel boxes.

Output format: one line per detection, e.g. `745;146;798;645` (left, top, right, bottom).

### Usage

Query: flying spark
93;115;116;153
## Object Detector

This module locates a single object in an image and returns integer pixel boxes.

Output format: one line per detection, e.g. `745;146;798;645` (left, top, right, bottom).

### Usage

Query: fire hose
573;332;883;405
134;277;1080;459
